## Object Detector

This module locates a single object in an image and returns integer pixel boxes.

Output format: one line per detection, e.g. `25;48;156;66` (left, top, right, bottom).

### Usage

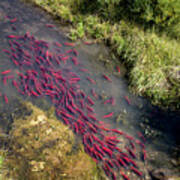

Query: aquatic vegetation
0;147;7;179
24;0;180;110
1;102;104;179
0;155;4;169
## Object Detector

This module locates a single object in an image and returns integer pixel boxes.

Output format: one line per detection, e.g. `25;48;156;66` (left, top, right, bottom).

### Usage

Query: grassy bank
24;0;180;110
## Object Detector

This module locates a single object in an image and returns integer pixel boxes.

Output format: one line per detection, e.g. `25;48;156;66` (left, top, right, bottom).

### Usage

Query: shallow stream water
0;0;179;179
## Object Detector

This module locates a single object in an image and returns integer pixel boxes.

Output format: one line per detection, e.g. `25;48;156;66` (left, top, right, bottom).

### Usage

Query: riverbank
24;0;180;110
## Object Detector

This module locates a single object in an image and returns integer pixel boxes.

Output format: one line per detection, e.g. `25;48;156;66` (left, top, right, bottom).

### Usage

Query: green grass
123;28;180;108
24;0;180;110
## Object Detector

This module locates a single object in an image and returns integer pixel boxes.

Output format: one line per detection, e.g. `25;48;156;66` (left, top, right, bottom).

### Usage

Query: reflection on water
0;0;179;179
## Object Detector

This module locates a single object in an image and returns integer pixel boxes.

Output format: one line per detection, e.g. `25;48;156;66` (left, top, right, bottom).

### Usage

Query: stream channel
0;0;179;180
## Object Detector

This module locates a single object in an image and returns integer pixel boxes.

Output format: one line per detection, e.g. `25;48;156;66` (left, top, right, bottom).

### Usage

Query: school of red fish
0;17;146;180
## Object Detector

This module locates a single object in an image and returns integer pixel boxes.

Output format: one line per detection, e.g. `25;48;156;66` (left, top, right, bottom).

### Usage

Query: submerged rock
150;168;174;180
1;102;105;180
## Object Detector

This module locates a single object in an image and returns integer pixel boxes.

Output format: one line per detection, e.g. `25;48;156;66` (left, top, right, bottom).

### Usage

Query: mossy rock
1;102;105;180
